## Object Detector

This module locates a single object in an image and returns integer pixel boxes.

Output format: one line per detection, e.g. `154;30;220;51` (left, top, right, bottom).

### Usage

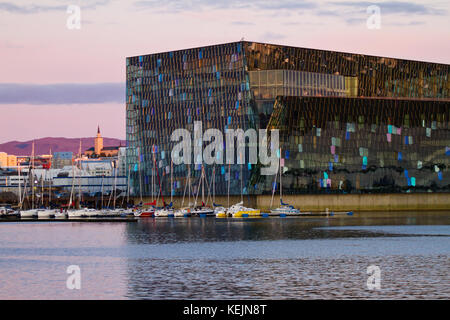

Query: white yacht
55;210;68;218
269;149;302;217
67;208;88;218
0;207;20;218
174;207;191;217
270;201;301;216
37;208;56;218
214;206;227;218
154;207;175;217
20;209;39;218
227;202;260;218
191;205;215;217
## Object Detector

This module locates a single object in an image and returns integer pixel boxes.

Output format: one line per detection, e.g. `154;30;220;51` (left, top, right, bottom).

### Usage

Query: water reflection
0;211;448;299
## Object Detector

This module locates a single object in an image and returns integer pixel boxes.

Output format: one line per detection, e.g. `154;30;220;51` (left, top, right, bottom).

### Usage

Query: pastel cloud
0;83;125;105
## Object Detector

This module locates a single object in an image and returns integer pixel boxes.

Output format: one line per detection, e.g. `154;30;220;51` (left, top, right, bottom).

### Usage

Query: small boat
228;202;260;218
214;206;227;218
0;207;20;219
55;210;68;219
136;208;155;217
82;209;102;217
99;208;122;217
37;208;56;218
136;202;156;217
117;208;136;217
270;199;301;216
154;207;175;217
20;209;38;218
174;207;191;217
269;149;301;217
191;205;215;217
67;209;87;218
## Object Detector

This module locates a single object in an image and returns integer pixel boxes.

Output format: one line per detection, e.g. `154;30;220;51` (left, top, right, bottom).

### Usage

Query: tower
94;125;103;155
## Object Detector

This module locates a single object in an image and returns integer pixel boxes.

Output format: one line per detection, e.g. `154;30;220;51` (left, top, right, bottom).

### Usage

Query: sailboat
20;141;39;218
0;206;19;218
228;160;260;218
211;166;226;218
174;164;192;218
37;169;56;218
154;159;175;217
269;149;301;216
190;164;214;217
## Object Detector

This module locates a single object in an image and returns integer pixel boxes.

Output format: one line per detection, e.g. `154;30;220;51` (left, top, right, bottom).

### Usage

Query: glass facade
260;96;449;194
126;41;450;197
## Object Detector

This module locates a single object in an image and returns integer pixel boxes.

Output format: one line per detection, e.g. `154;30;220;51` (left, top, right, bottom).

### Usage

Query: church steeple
95;125;103;155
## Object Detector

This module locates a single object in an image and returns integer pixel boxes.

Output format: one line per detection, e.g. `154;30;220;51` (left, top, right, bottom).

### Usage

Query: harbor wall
135;193;450;212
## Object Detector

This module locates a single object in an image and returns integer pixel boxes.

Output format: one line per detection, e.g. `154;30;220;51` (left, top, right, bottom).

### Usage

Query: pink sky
0;0;449;143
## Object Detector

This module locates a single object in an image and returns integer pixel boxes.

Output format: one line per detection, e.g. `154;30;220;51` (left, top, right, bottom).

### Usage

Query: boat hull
232;210;260;218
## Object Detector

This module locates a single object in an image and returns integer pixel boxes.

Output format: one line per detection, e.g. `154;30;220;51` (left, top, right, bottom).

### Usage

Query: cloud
315;10;341;16
0;83;125;105
260;32;287;42
330;1;445;15
231;21;255;26
0;2;65;14
0;0;111;14
134;0;317;13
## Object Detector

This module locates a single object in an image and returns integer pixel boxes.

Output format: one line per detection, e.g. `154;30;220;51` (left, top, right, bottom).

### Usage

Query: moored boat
0;206;20;218
174;207;191;217
37;208;56;218
154;207;175;217
270;199;301;216
20;209;39;218
214;206;227;218
228;202;260;218
191;205;215;217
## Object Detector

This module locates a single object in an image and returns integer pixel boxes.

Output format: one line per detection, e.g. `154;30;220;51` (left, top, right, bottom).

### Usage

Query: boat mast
280;148;282;202
18;162;22;207
188;165;191;207
201;165;205;205
101;174;104;209
212;166;215;205
113;160;118;209
126;164;130;204
48;148;52;207
107;161;113;209
31;141;35;209
138;147;143;203
41;170;44;207
48;170;52;208
170;159;173;204
227;164;230;207
240;164;243;203
151;149;154;202
270;166;278;209
68;156;75;210
78;139;82;209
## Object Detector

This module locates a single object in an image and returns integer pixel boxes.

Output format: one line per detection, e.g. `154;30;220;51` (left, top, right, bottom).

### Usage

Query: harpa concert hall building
126;41;449;208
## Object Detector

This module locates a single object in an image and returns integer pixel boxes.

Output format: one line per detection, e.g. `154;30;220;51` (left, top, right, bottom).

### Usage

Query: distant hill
0;137;126;156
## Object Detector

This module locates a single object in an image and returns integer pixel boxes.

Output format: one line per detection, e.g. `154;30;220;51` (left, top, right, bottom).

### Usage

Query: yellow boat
232;209;261;218
216;212;228;218
228;202;261;218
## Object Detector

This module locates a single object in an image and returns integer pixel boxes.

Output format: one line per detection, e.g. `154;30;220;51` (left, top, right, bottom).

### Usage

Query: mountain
0;137;126;156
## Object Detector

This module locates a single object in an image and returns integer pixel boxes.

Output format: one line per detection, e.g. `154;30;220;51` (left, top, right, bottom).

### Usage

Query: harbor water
0;211;449;299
